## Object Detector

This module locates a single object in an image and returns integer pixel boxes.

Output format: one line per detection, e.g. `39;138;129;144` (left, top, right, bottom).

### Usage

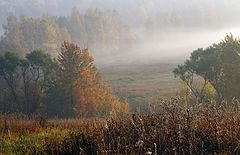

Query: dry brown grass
1;98;240;154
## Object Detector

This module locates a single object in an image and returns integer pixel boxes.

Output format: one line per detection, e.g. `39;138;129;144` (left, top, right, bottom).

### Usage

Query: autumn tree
49;41;91;117
73;68;129;117
56;41;129;117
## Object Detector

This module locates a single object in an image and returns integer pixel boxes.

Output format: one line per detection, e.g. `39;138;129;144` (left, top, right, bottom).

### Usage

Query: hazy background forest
0;0;240;115
1;0;240;64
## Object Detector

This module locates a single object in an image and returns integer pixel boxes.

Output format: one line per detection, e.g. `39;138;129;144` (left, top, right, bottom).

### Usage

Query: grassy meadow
99;63;180;111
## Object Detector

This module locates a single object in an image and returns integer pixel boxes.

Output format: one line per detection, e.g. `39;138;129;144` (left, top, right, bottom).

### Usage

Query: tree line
1;0;239;31
0;41;129;117
0;8;136;58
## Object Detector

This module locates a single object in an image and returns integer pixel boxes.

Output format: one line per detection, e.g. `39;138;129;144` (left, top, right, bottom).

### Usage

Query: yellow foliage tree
202;81;216;103
178;80;191;107
178;80;216;106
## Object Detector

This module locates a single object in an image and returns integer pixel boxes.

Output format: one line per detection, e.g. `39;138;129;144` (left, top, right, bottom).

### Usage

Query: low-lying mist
96;27;240;68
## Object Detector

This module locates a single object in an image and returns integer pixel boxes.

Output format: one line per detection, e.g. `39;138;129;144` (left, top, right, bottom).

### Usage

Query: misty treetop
0;8;136;58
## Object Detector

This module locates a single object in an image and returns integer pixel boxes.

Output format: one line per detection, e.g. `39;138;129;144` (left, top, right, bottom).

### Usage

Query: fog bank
96;27;240;67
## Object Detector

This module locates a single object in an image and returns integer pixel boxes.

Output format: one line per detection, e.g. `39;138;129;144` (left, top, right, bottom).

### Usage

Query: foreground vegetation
1;98;240;154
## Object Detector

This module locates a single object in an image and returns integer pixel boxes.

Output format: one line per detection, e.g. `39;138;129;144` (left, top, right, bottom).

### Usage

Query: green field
99;63;180;110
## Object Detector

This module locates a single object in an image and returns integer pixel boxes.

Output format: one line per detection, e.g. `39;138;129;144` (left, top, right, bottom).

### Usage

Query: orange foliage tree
58;41;129;117
73;68;130;117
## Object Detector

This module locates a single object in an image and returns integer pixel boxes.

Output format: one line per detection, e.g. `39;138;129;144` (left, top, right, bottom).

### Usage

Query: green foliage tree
0;50;57;114
26;50;57;87
22;50;57;114
174;34;240;103
0;51;20;108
